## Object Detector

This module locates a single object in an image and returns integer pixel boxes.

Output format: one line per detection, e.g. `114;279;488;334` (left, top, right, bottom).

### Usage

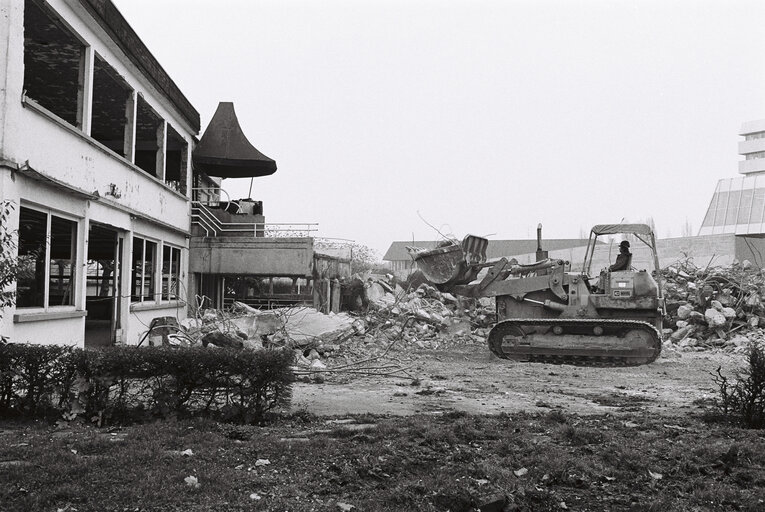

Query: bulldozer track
488;318;662;367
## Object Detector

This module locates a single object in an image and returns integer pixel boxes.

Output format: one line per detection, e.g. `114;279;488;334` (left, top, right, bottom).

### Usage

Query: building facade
700;120;765;236
0;0;200;347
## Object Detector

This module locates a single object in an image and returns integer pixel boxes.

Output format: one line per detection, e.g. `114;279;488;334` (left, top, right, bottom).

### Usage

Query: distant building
700;120;765;236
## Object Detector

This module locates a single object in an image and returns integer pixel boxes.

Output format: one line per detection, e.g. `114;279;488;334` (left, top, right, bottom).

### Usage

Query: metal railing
191;200;318;238
191;187;241;213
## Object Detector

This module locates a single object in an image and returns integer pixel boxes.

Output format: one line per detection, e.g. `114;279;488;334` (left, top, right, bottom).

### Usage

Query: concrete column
77;46;94;135
156;120;166;181
0;168;20;340
0;0;24;159
75;204;91;314
123;90;137;162
330;278;341;313
181;138;190;197
312;279;321;311
324;279;331;314
118;232;133;344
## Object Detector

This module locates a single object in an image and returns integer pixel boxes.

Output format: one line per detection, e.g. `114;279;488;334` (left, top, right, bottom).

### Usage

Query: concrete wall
189;237;314;277
734;235;765;268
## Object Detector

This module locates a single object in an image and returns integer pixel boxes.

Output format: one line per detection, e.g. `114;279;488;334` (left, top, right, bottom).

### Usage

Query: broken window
131;236;156;302
23;0;85;128
161;245;181;301
165;124;188;194
134;96;163;177
91;55;132;157
17;206;77;308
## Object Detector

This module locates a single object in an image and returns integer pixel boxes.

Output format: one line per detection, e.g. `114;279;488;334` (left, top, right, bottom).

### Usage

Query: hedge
0;343;294;424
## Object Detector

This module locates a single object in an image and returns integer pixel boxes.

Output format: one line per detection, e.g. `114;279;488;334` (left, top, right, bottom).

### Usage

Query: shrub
713;340;765;429
0;200;18;342
0;344;294;424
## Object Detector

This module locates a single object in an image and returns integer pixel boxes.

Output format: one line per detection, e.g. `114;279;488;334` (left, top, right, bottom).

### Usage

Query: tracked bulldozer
407;224;664;366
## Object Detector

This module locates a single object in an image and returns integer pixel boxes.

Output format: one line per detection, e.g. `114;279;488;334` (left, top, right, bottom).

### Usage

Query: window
165;124;188;194
23;0;85;128
134;96;163;177
161;245;181;301
91;55;133;157
17;206;77;308
131;237;157;302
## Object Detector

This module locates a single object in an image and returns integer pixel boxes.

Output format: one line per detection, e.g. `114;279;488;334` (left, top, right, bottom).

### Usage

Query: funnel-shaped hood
192;102;277;178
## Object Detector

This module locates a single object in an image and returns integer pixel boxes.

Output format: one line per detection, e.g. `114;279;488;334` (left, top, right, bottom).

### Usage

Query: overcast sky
114;0;765;257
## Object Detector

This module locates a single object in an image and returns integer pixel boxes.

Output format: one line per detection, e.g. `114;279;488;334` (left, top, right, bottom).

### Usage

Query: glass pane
171;248;180;300
131;237;144;301
143;241;156;300
701;192;718;228
49;215;76;306
725;190;741;226
737;189;754;225
161;245;179;301
17;207;47;308
751;188;765;225
714;191;729;227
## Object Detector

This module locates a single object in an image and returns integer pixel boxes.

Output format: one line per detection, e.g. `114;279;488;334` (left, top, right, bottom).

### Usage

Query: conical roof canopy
192;102;277;178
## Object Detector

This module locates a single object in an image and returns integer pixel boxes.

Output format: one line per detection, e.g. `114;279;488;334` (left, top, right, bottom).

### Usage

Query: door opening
84;223;121;348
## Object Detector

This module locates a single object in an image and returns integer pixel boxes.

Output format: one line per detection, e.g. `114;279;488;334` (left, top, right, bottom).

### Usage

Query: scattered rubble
147;272;494;380
661;258;765;353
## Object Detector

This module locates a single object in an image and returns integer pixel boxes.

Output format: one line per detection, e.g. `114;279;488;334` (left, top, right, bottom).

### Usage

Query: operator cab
583;224;662;302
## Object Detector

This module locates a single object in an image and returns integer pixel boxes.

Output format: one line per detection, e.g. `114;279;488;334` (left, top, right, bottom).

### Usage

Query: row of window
131;238;181;303
16;205;182;310
23;0;189;193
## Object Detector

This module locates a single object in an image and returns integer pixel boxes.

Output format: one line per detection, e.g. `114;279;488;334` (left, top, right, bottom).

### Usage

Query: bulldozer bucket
407;235;488;287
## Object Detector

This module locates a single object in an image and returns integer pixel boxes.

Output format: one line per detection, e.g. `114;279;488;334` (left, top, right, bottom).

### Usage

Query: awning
590;224;654;236
192;102;277;178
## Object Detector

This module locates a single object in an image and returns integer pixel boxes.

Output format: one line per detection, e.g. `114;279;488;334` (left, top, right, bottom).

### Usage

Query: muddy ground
292;344;739;418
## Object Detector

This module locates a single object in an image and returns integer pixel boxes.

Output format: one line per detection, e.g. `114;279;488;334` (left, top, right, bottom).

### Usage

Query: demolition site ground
2;343;765;512
292;343;728;418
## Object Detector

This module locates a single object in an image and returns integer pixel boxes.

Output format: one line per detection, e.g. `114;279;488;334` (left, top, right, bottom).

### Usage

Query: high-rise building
699;120;765;235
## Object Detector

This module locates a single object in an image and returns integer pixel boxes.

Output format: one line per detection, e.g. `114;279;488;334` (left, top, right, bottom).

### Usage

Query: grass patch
1;413;764;511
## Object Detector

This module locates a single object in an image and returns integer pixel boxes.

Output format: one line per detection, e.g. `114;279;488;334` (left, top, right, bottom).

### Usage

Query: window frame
131;235;159;303
161;243;182;302
16;204;79;312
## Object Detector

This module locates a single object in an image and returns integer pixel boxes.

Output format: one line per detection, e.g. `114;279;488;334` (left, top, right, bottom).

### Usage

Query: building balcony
740;119;765;136
739;159;765;175
189;199;318;276
739;138;765;156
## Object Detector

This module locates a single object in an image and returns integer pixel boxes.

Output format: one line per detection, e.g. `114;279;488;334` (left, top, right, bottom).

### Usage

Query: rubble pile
160;273;496;378
359;273;495;344
662;259;765;352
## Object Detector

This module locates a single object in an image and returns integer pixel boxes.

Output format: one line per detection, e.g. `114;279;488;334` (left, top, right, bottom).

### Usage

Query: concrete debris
165;272;492;377
662;259;765;352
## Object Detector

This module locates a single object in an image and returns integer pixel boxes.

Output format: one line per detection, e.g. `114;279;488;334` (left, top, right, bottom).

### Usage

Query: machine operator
609;240;632;271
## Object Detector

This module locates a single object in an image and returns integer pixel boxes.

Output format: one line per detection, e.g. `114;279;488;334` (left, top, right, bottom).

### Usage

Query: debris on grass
184;475;200;488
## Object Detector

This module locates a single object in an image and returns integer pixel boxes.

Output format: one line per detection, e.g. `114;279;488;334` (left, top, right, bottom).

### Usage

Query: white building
0;0;200;347
700;120;765;236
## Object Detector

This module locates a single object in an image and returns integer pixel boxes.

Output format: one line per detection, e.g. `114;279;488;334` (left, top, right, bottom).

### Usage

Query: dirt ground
291;344;741;418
